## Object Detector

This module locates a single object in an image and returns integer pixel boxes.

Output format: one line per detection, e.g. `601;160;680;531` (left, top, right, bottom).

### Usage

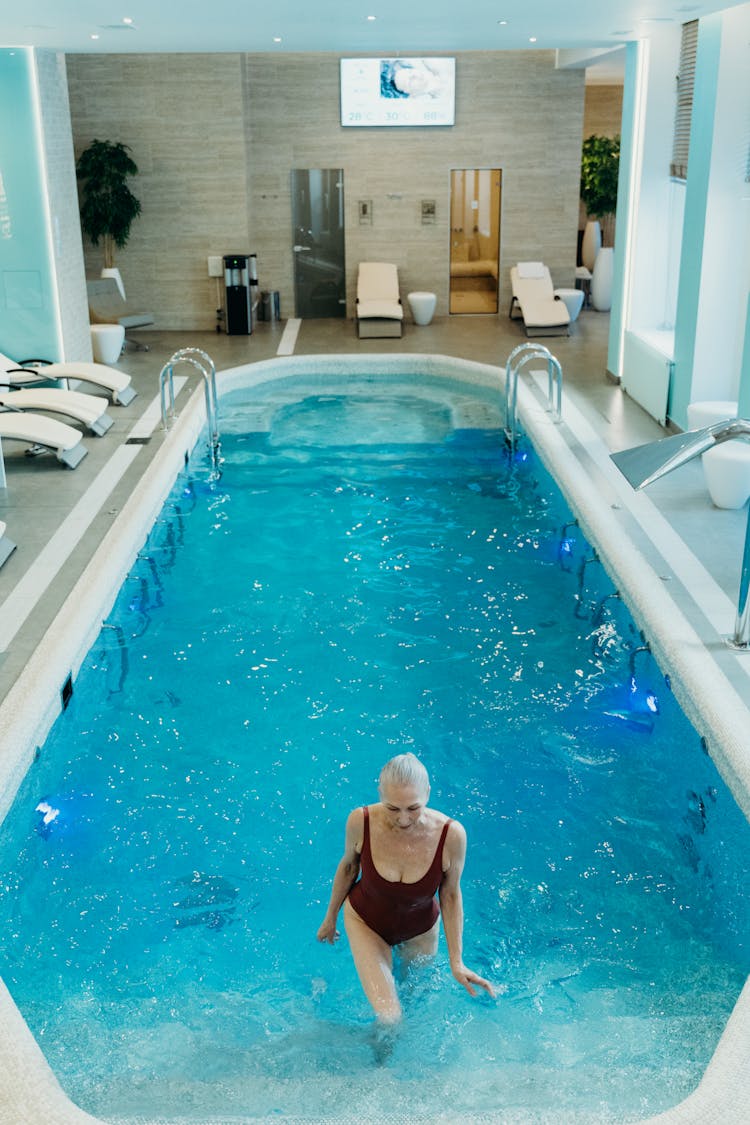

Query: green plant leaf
76;140;141;263
580;134;620;219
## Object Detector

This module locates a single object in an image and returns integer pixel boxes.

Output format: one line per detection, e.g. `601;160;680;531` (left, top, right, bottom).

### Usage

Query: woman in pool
317;752;494;1022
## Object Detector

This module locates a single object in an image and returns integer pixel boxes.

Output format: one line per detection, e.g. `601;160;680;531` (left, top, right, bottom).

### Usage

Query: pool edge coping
0;352;748;1125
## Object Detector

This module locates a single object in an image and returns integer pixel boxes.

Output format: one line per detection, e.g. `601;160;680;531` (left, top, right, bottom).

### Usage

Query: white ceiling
0;0;742;59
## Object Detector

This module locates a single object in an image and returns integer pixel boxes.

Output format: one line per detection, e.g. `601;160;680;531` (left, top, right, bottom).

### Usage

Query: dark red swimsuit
348;805;451;946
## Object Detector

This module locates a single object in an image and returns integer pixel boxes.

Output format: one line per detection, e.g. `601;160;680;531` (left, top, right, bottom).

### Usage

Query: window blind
670;20;699;180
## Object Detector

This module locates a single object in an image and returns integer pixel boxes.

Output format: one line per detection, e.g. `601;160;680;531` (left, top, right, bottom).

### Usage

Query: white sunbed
0;351;137;406
0;388;114;437
508;262;570;337
0;411;88;469
87;277;155;351
356;262;404;339
0;521;16;569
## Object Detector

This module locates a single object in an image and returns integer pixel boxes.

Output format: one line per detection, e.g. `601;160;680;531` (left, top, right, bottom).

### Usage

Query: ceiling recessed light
529;36;537;43
90;33;99;39
273;36;282;42
367;15;376;21
497;19;508;25
122;16;133;24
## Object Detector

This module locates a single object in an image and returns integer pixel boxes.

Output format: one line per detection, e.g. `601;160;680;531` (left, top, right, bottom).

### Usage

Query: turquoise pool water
0;379;748;1123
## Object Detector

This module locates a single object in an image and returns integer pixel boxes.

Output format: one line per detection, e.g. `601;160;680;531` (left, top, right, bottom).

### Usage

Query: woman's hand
451;961;495;998
317;917;340;944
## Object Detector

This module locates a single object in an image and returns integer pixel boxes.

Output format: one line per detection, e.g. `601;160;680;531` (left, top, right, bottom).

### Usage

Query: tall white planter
581;220;601;272
101;266;126;300
591;246;614;311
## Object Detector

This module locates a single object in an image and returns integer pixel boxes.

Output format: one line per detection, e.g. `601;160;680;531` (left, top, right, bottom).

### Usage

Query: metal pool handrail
504;343;563;452
159;348;220;464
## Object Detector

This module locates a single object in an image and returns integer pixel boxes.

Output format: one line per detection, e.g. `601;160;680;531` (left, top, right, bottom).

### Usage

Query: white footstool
702;442;750;509
90;323;125;365
686;401;749;509
687;400;738;430
553;287;584;322
407;291;437;326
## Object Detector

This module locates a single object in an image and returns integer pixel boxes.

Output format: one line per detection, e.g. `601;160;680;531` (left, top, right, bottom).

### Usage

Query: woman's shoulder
443;816;467;849
430;808;462;830
346;805;367;828
344;806;366;853
425;810;465;848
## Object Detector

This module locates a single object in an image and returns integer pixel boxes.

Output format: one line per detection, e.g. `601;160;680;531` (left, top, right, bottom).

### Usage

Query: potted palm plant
76;139;142;296
580;134;620;311
580;134;620;251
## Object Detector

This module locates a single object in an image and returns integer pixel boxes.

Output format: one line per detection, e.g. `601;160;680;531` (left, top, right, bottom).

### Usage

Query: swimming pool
1;356;750;1124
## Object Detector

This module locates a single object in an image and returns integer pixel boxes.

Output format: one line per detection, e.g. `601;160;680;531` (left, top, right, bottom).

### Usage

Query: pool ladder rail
503;342;563;453
159;347;220;464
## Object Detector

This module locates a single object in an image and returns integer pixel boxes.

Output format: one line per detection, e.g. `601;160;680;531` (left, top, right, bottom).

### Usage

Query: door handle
293;245;311;252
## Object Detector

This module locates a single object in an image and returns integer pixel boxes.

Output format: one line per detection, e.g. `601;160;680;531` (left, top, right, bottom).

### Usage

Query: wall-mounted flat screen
340;57;456;127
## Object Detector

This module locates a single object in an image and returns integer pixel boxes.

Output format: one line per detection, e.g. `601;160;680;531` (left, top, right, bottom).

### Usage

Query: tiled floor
0;306;748;714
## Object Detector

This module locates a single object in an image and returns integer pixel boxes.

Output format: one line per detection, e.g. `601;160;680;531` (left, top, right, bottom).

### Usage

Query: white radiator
621;330;674;425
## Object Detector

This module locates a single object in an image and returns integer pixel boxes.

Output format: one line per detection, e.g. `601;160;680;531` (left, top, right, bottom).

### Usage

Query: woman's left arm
439;821;495;998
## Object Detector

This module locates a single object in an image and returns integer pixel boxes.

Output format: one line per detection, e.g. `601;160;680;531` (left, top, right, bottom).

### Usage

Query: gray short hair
378;753;430;795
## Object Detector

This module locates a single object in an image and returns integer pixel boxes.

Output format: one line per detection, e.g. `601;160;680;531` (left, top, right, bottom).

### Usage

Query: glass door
291;169;346;318
449;169;502;314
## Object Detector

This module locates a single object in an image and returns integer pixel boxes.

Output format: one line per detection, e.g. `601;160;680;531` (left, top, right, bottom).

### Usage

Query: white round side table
553;288;584;322
90;324;125;365
407;292;437;326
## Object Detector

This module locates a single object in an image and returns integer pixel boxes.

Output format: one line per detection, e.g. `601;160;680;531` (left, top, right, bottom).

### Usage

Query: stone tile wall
67;51;585;328
583;84;624;139
67;53;249;333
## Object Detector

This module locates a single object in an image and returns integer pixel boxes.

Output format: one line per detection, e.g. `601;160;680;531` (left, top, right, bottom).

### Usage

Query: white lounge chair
87;277;155;351
509;262;570;337
0;388;113;437
0;410;87;468
0;521;16;569
0;351;136;406
356;263;404;339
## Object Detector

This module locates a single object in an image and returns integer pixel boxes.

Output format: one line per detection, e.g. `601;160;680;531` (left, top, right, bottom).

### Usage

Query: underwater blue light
601;675;660;733
629;675;660;715
34;792;97;845
35;800;59;830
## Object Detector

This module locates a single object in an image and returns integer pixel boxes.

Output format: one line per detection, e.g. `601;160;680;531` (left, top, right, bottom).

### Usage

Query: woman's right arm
316;808;363;944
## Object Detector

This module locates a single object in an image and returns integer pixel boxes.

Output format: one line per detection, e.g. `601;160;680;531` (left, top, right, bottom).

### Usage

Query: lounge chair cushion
0;389;113;436
509;264;570;336
0;411;87;467
0;353;136;406
356;262;404;339
0;520;16;568
356;263;404;320
87;277;154;331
